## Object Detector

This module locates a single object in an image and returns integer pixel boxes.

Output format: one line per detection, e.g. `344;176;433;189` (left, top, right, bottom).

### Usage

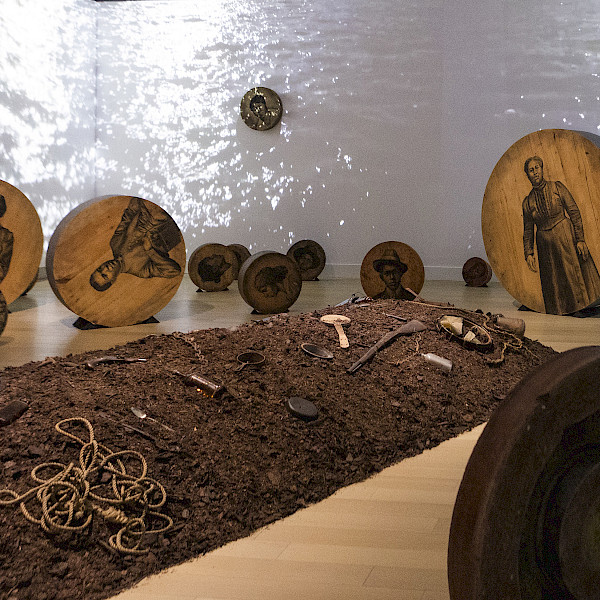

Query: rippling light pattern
0;0;96;242
2;0;600;270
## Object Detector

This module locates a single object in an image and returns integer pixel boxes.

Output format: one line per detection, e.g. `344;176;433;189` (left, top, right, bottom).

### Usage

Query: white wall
0;0;97;242
2;0;600;279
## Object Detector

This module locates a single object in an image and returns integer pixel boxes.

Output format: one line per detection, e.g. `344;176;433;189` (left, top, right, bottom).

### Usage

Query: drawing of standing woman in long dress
522;156;600;314
0;195;14;284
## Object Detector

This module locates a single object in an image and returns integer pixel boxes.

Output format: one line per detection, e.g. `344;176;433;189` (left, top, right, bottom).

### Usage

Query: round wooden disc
46;196;186;327
482;129;600;314
360;241;425;300
462;257;493;287
0;290;7;337
287;240;326;281
188;243;237;291
238;251;302;314
448;346;600;600
240;87;283;131
0;180;44;305
227;244;251;280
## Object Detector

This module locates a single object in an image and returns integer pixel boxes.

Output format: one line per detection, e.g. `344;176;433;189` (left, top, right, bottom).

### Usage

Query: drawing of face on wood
46;195;186;327
188;243;237;292
287;239;326;281
237;251;302;314
0;181;43;305
240;87;283;131
482;129;600;314
360;241;425;301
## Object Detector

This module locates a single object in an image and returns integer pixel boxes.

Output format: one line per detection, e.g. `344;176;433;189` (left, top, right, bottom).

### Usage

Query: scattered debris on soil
0;299;556;600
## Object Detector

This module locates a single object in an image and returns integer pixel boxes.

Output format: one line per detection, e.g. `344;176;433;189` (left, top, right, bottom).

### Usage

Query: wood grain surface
188;243;237;291
238;251;302;314
0;180;44;305
227;244;251;280
287;239;326;281
482;129;600;314
360;241;425;299
46;195;186;327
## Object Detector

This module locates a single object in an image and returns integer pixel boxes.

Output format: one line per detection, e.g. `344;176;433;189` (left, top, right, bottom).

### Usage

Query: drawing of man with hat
372;248;413;300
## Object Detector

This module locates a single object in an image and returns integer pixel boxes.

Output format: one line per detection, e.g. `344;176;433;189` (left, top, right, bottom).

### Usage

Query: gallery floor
2;277;599;600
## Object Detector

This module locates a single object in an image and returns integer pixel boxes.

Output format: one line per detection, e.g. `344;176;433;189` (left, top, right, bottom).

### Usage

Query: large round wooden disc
227;244;251;280
188;243;237;291
238;251;302;314
0;180;44;305
0;290;7;337
448;346;600;600
287;240;326;281
360;241;424;300
482;129;600;314
46;196;186;327
462;257;493;287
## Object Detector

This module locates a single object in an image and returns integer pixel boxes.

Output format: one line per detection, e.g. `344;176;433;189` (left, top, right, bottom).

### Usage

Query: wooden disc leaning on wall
0;180;44;305
462;257;493;287
188;243;237;291
360;241;425;300
448;346;600;600
238;251;302;314
227;243;251;280
46;195;186;327
482;129;600;314
287;239;326;281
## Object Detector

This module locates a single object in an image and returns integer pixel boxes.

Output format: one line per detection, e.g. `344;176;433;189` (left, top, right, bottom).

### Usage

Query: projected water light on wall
0;0;96;242
94;0;398;255
3;0;600;272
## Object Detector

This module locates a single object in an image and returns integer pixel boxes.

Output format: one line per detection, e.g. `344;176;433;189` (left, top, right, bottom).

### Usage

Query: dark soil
0;298;557;600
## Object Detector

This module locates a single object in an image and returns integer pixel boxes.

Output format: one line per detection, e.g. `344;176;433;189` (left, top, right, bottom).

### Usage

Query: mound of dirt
0;298;556;600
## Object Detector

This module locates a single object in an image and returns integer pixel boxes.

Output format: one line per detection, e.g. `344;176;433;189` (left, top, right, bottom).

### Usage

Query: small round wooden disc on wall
360;241;425;300
287;240;326;281
238;251;302;314
240;87;283;131
46;196;186;327
462;257;493;287
188;243;237;291
482;129;600;314
0;180;44;305
227;243;251;280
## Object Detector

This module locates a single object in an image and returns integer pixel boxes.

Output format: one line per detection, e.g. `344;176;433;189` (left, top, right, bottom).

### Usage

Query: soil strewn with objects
0;298;557;600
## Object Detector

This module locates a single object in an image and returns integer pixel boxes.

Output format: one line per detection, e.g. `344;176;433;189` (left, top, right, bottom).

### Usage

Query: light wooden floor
2;277;599;600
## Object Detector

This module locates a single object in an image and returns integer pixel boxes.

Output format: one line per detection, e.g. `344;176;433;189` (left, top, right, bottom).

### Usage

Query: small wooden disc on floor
462;257;493;287
227;244;251;280
0;180;44;305
482;129;600;314
360;241;424;300
448;346;600;600
238;251;302;314
287;240;326;281
188;243;237;291
46;195;186;327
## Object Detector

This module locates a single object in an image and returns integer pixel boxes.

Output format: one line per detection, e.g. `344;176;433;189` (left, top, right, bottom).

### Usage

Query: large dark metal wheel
448;346;600;600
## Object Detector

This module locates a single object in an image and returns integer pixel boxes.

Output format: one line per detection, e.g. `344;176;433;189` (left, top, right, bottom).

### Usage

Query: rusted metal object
448;345;600;600
347;319;426;373
85;356;147;369
171;370;226;399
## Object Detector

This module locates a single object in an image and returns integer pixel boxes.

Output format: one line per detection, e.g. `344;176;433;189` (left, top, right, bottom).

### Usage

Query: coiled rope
0;417;173;554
